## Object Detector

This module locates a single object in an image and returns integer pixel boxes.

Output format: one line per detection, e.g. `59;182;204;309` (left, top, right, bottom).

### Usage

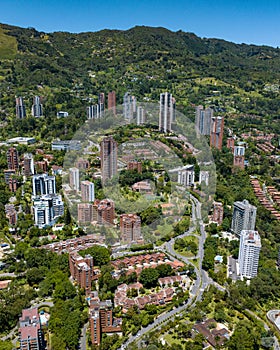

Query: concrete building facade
231;199;257;236
238;230;261;279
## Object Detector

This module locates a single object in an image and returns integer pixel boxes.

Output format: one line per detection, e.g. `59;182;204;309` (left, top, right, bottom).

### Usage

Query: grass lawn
174;235;199;257
164;332;184;347
0;28;17;59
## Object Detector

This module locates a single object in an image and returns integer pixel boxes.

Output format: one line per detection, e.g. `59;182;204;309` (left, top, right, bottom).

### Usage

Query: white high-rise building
238;230;261;279
87;104;104;119
52;194;64;218
69;167;80;191
123;92;135;120
136;106;146;125
16;97;26;119
33;195;55;228
199;171;209;186
231;199;257;236
32;174;56;197
31;96;43;117
159;92;175;133
234;146;245;156
81;180;95;202
33;194;63;228
170;165;195;187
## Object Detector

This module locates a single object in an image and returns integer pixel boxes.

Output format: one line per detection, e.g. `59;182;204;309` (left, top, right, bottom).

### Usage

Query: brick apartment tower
210;116;224;150
35;161;48;173
127;160;142;173
4;169;16;184
100;136;118;182
108;91;116;115
7;147;19;171
120;214;141;243
75;158;90;170
69;251;95;294
90;292;122;346
92;199;115;225
227;137;235;152
212;202;224;225
78;203;93;223
9;178;18;193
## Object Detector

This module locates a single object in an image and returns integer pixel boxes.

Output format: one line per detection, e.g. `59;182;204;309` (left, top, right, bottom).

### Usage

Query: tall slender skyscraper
81;181;95;202
159;92;175;133
195;106;213;135
98;93;105;118
123;92;135;120
87;105;103;119
31;96;43;117
69;167;80;191
108;91;116;115
100;136;118;182
210;116;224;150
238;230;261;279
231;199;257;236
7;147;19;171
15;97;26;119
137;106;146;125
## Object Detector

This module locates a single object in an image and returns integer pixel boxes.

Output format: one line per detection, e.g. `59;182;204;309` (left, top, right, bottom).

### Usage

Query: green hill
1;23;280;134
0;27;17;59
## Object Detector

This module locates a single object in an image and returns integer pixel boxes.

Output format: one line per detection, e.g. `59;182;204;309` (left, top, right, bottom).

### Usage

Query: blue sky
1;0;280;47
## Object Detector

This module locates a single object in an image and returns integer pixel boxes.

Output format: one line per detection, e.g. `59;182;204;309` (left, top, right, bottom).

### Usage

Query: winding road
119;195;213;349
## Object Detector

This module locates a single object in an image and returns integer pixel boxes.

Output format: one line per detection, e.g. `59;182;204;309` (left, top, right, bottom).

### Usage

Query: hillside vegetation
0;23;280;138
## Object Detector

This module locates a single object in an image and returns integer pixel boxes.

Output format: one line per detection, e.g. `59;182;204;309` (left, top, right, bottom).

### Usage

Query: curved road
119;195;212;349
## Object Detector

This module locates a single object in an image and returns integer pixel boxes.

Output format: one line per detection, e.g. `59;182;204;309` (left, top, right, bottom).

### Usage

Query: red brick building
7;147;19;171
75;158;90;169
210;117;224;150
227;137;235;152
107;91;116;115
78;203;93;223
93;199;115;225
35;160;48;173
9;178;18;193
69;251;97;294
89;291;122;346
120;213;141;243
127;161;142;173
212;202;224;225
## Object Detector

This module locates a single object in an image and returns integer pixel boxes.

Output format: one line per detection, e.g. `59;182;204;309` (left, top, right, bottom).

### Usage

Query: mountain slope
1;23;280;119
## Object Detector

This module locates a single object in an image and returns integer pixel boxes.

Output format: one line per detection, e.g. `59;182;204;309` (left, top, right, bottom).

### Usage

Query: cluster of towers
195;105;224;150
15;96;43;118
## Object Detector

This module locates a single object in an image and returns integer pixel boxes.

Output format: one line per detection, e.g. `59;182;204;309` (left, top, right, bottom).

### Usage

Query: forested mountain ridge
1;22;280;139
1;23;280;91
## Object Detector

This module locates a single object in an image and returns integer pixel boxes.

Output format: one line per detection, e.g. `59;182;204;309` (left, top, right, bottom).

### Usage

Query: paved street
79;322;89;350
119;195;211;349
